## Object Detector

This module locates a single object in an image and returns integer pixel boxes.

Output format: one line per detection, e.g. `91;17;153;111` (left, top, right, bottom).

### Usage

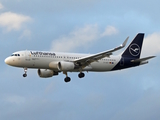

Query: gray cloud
142;32;160;56
51;24;118;52
0;12;32;31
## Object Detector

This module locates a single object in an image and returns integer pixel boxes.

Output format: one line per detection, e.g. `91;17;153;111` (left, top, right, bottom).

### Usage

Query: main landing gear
63;72;71;83
23;68;27;77
64;77;71;82
78;72;85;78
63;72;85;83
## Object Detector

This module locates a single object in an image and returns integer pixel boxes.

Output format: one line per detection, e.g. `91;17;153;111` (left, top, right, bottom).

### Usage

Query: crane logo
129;43;140;56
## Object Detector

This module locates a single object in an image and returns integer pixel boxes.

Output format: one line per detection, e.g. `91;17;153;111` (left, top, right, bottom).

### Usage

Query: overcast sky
0;0;160;120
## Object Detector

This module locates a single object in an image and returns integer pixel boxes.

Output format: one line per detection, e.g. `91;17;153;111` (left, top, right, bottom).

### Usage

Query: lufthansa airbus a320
5;33;155;82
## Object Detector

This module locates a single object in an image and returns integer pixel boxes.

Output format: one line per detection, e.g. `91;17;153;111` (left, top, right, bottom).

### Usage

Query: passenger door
25;51;31;61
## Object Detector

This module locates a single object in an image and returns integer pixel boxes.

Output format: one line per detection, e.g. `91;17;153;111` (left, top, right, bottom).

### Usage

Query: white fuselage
5;50;121;72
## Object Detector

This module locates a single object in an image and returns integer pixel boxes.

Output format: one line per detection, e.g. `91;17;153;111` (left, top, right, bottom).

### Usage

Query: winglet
121;36;129;47
113;36;129;51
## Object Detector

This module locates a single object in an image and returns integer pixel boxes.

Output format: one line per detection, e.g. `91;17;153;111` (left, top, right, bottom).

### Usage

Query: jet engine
38;69;58;78
57;61;75;71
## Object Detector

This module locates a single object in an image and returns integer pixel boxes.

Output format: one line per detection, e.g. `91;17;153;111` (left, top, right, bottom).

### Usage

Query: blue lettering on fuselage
30;51;56;56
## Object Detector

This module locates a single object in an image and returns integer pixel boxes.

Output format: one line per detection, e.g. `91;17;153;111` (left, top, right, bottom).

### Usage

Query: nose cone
5;57;10;65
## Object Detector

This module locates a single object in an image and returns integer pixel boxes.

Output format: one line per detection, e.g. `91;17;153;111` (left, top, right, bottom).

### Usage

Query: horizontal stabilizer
131;56;156;63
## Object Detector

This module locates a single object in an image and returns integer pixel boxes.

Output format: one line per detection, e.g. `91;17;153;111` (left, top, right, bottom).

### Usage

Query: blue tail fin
122;33;144;59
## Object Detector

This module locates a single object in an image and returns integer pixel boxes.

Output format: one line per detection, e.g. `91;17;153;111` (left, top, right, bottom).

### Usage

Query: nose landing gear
23;68;27;77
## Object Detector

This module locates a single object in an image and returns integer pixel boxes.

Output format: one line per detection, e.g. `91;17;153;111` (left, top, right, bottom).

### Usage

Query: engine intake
38;69;58;78
57;61;75;71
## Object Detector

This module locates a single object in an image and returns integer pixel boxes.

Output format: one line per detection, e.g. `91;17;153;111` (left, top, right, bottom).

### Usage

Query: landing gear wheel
23;74;27;77
78;72;85;78
23;68;27;77
64;77;71;82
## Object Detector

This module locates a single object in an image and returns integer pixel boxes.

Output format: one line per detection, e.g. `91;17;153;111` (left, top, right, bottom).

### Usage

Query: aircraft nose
5;57;10;65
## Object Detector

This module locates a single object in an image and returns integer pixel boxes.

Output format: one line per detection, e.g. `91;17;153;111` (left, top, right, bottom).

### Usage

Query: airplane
4;33;155;82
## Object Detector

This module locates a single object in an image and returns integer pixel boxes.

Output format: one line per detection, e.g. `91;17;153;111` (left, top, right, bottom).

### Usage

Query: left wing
73;37;129;67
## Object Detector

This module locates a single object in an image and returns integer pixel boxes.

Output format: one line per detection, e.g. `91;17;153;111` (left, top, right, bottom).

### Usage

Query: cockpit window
11;54;20;56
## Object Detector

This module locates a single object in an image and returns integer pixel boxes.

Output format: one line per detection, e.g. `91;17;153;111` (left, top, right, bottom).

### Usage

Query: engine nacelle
57;61;75;71
38;69;58;78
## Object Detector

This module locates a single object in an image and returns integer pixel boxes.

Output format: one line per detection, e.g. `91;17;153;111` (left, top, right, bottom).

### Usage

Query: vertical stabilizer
122;33;144;59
